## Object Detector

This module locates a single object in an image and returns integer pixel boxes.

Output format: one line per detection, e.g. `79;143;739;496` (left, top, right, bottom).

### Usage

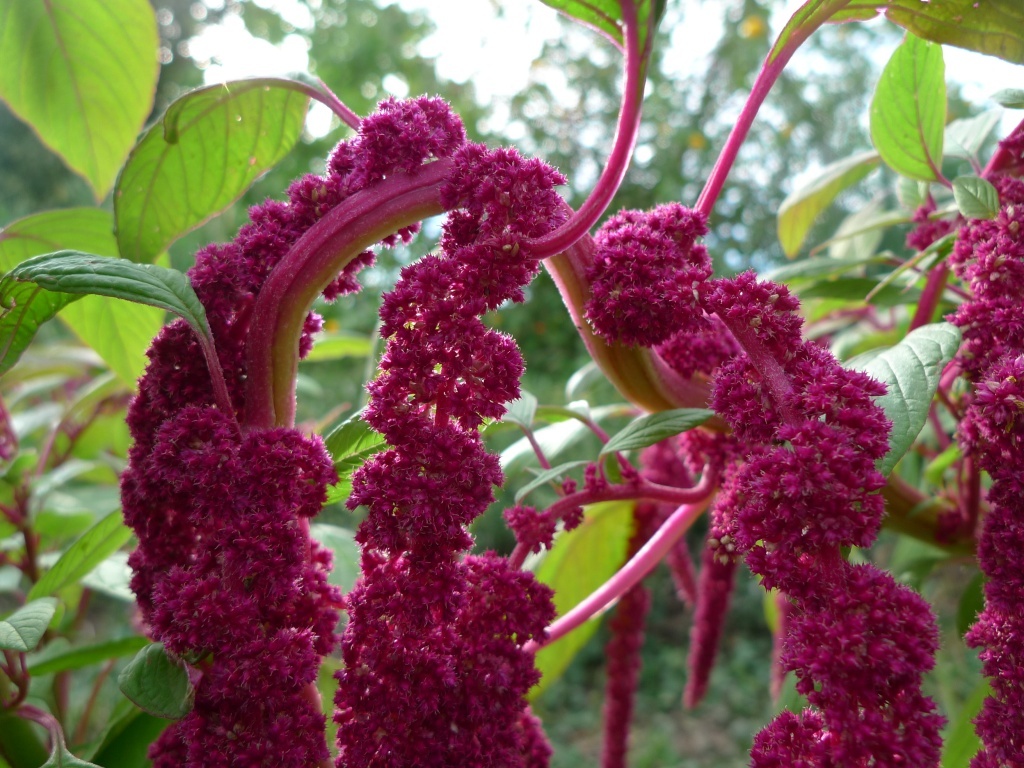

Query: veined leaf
323;411;385;470
0;250;212;377
952;176;1000;221
535;0;666;55
600;408;713;455
0;598;58;652
994;88;1024;109
847;322;961;476
870;34;946;182
836;1;1024;65
530;500;634;699
767;0;854;65
118;643;193;720
29;636;149;676
0;0;158;198
944;111;1001;160
777;151;881;257
115;78;311;263
502;392;539;429
28;509;132;600
0;209;163;386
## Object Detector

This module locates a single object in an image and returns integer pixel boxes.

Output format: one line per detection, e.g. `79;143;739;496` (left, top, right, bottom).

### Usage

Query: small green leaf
323;411;386;470
956;571;986;638
870;34;946;182
601;408;715;455
993;88;1024;109
503;392;539;429
0;0;159;198
29;636;149;676
28;509;132;600
531;500;634;699
896;176;930;211
0;598;59;651
80;552;134;602
309;523;360;593
762;253;885;284
86;706;168;768
115;79;311;263
41;744;102;768
924;443;961;485
952;176;1000;221
944;111;1001;160
827;199;887;262
118;643;193;720
847;322;962;476
515;461;590;504
940;677;991;768
0;250;211;376
777;151;881;257
302;333;373;362
565;360;604;401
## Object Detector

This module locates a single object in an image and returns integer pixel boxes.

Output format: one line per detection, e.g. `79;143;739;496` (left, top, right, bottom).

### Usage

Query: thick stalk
243;159;452;430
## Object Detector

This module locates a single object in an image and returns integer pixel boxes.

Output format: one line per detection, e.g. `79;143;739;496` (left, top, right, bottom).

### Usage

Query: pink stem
526;491;714;651
909;262;949;332
696;8;839;218
526;1;644;259
982;115;1024;178
243;159;452;430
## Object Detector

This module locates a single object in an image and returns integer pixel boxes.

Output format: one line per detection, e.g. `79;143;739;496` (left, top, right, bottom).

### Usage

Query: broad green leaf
535;0;665;56
0;208;161;385
601;408;713;455
531;500;634;699
0;0;158;199
565;360;604;401
847;322;962;476
767;0;854;65
115;79;311;263
778;151;881;257
994;88;1024;109
30;636;149;676
0;598;58;651
0;250;212;377
80;552;134;603
41;744;101;768
798;276;922;308
503;392;539;429
924;443;961;485
87;707;168;768
870;35;946;182
309;523;361;593
952;176;1000;221
28;509;131;600
940;678;990;768
896;176;930;211
827;199;887;262
0;210;163;386
944;111;1001;160
515;461;590;504
302;333;373;362
762;253;885;284
118;643;193;720
956;571;985;638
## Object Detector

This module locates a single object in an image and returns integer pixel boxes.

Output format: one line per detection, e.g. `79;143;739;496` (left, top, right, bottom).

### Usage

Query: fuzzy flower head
585;203;711;347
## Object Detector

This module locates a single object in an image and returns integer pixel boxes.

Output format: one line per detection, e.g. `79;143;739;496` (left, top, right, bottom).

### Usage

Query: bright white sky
187;0;1022;141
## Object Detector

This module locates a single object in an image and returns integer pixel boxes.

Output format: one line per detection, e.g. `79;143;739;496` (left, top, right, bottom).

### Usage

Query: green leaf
601;408;713;454
798;276;923;308
0;598;58;651
323;411;386;473
767;0;855;65
994;88;1024;109
849;0;1024;66
847;322;962;476
515;461;590;504
302;333;373;362
565;361;604;401
87;707;168;768
896;176;930;211
29;636;149;676
945;111;1001;160
503;392;539;429
952;176;1000;221
0;0;158;199
956;571;985;638
0;250;212;377
870;34;946;182
80;552;134;603
531;500;634;699
28;509;131;601
534;0;665;55
777;151;881;257
826;199;887;262
115;79;311;263
41;744;101;768
117;643;193;720
924;443;961;485
309;523;360;593
762;253;885;284
940;678;990;768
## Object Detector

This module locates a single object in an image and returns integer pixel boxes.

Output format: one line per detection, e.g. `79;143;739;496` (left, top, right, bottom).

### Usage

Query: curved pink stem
526;473;716;651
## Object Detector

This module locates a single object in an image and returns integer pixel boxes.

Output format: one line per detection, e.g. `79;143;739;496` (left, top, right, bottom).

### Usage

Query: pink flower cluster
122;97;468;766
950;176;1024;767
334;141;566;767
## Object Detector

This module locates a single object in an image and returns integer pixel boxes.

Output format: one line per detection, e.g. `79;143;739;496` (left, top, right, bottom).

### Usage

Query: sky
187;0;1023;143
